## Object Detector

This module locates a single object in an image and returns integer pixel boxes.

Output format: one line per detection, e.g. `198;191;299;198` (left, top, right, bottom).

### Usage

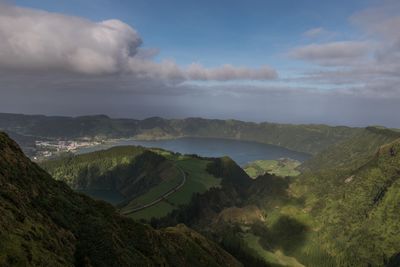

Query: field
244;158;301;178
126;154;222;220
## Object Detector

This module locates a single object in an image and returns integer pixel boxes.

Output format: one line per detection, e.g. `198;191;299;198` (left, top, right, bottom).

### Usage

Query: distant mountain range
0;112;365;155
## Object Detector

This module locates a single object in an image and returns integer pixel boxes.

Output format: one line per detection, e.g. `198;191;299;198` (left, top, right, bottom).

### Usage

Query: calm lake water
77;137;311;166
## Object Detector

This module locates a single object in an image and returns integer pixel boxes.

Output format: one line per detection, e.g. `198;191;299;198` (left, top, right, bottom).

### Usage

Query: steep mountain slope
0;132;242;267
293;127;400;211
0;112;361;155
313;138;400;266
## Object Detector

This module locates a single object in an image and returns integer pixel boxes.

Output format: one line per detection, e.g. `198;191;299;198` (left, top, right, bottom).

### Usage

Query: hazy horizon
1;110;398;129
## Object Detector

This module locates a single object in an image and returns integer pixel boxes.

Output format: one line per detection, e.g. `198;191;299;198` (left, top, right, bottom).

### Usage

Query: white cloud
286;0;400;102
303;27;325;37
186;63;277;81
288;5;400;99
0;4;277;81
288;41;371;66
0;5;141;74
350;0;400;41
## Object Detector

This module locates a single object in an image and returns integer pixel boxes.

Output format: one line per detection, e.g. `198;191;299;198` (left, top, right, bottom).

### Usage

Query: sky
0;0;400;127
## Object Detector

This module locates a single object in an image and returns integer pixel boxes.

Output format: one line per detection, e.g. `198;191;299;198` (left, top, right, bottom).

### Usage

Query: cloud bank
0;4;277;81
287;0;400;101
289;41;371;66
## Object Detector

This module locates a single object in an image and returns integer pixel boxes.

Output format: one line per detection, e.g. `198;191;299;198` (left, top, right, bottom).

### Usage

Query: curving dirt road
121;166;186;215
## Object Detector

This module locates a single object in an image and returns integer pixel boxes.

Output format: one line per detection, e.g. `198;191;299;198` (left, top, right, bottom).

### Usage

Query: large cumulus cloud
0;5;141;74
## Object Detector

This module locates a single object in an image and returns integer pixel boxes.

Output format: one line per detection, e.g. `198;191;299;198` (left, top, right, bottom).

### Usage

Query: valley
1;113;400;267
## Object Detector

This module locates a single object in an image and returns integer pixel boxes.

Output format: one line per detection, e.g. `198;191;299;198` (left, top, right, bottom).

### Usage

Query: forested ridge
0;112;362;155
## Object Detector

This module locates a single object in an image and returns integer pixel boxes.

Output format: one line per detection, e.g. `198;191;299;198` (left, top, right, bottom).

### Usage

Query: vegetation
300;126;400;172
244;159;301;178
309;139;400;266
42;146;152;188
4;120;400;266
242;233;304;267
0;132;242;266
41;146;223;220
151;127;400;267
243;127;400;266
41;146;182;205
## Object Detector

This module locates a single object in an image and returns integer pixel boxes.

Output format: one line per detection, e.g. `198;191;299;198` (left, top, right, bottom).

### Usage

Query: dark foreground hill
0;132;242;267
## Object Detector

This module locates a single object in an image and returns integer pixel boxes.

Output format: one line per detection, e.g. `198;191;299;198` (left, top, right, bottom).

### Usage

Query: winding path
120;166;186;215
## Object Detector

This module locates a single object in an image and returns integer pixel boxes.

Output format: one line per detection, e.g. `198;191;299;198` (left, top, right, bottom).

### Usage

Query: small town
34;140;102;159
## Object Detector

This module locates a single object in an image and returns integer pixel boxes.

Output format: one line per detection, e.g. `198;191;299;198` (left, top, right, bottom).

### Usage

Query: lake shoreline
76;137;311;166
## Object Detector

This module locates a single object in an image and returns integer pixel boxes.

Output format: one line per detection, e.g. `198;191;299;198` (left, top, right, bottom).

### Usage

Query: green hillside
295;127;400;211
0;132;242;267
41;146;227;221
121;154;223;220
301;126;400;172
313;139;400;266
41;146;180;204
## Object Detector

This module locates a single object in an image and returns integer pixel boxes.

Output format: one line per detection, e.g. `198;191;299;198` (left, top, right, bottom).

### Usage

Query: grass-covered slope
0;112;361;155
0;132;242;267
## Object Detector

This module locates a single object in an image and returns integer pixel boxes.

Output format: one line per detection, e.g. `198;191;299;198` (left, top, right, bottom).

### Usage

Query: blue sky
15;0;371;69
1;0;399;127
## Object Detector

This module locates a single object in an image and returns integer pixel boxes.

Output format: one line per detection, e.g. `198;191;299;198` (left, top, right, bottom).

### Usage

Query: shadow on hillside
253;215;309;254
